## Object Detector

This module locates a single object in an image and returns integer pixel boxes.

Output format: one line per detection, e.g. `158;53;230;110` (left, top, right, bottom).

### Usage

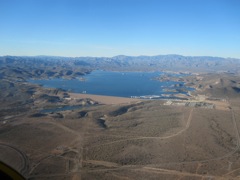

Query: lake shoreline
29;70;194;99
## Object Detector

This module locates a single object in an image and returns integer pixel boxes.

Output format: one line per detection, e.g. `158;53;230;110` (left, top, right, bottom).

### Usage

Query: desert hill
1;55;240;75
183;73;240;98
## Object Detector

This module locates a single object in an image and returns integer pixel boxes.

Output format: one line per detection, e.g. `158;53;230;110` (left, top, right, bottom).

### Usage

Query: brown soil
0;73;240;179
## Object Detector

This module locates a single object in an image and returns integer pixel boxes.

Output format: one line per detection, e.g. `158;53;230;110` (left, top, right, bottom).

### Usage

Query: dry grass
1;73;240;179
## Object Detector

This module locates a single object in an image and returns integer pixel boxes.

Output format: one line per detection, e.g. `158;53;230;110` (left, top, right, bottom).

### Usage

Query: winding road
0;142;29;176
90;108;194;147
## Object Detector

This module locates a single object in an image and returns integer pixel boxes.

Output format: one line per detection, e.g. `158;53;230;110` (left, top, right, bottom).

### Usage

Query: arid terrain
0;56;240;179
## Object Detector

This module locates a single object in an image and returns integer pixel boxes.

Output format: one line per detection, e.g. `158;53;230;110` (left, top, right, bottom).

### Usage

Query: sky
0;0;240;58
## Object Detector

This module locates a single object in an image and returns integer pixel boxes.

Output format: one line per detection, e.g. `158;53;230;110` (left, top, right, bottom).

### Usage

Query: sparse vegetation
0;57;240;179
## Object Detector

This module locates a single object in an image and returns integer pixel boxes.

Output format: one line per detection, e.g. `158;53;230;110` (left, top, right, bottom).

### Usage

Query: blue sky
0;0;239;58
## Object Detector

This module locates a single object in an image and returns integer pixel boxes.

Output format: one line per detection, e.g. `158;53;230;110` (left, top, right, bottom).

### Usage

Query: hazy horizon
1;54;239;59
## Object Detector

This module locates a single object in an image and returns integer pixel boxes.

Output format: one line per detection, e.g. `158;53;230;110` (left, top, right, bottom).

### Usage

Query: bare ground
1;97;240;179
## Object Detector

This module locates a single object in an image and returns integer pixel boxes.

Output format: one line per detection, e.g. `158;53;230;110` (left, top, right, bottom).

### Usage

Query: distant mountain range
1;54;240;74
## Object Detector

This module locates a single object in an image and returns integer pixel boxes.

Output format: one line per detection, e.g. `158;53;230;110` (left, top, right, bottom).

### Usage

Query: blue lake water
29;70;193;98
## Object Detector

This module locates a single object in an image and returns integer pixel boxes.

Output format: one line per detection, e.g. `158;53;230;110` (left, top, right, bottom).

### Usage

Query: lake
29;70;193;99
